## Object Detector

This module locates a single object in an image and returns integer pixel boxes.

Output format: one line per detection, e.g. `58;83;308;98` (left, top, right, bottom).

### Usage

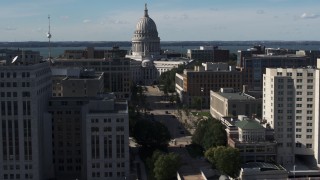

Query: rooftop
242;162;285;171
216;92;258;100
235;119;264;130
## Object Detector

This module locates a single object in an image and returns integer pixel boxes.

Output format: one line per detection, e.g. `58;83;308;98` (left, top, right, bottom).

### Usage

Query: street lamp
200;87;204;111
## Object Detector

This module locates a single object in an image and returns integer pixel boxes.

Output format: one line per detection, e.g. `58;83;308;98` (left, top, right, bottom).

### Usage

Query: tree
133;119;171;148
154;153;181;180
192;118;227;150
205;146;240;178
159;64;185;93
191;96;201;110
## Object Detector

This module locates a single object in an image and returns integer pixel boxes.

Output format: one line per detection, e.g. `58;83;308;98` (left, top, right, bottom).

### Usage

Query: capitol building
127;4;189;85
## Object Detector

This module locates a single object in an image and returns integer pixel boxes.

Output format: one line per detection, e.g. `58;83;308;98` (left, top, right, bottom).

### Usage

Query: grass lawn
191;111;211;118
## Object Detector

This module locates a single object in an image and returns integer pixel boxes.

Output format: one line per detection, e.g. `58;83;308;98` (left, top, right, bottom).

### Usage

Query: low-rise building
187;46;229;62
175;62;243;108
210;88;262;119
239;162;288;180
221;115;277;164
51;67;104;97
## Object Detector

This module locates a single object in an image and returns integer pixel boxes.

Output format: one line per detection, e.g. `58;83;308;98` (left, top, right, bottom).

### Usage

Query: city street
144;86;192;145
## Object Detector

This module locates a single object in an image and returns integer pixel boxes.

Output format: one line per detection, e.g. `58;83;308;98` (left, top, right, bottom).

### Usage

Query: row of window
3;173;33;179
0;72;30;78
278;143;312;148
296;134;313;139
276;72;313;77
91;171;125;178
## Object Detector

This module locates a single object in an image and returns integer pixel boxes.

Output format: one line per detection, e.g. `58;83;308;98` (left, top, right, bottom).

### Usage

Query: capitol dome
135;6;158;35
130;4;161;58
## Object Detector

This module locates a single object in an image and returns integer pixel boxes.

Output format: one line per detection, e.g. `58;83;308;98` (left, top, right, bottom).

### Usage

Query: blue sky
0;0;320;41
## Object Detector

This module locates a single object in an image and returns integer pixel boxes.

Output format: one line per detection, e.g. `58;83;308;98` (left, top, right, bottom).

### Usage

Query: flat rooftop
215;92;257;100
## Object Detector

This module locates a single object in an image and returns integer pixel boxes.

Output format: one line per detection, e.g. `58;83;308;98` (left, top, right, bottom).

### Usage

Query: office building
187;46;229;62
84;97;129;180
210;88;262;120
263;66;317;167
53;58;131;99
0;58;53;180
49;94;129;180
51;67;104;97
175;62;243;108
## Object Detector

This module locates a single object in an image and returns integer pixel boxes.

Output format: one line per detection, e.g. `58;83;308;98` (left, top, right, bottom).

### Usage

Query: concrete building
221;116;276;163
63;46;127;59
0;59;53;180
51;67;104;97
239;162;288;180
0;49;41;64
263;66;317;167
242;54;310;90
84;97;129;180
187;46;229;62
175;62;243;108
53;58;131;99
210;88;262;119
48;94;129;180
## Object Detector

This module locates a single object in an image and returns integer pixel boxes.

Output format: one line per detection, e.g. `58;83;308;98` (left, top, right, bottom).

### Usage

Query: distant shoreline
0;41;319;48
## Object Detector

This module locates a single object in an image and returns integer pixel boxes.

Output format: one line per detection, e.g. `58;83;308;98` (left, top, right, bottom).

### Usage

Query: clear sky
0;0;320;41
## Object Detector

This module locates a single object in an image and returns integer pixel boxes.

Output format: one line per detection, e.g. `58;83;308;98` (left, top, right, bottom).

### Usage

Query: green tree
205;146;240;178
154;153;181;180
191;96;202;110
192;118;227;150
133;119;171;148
159;64;185;93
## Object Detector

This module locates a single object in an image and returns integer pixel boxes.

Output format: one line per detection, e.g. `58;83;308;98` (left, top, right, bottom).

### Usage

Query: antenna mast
47;15;52;62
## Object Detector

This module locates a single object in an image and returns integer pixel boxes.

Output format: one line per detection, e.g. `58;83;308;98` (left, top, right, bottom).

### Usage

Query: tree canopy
192;118;227;150
159;64;185;93
205;146;240;178
154;152;181;180
133;119;171;148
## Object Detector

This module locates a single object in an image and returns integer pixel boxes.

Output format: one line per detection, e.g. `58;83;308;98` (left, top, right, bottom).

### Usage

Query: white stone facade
84;98;129;180
263;67;316;166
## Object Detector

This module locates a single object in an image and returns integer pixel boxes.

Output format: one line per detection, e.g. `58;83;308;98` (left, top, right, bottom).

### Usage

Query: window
296;128;302;132
296;110;302;114
307;110;313;114
297;73;303;76
307;116;312;120
307;104;313;108
307;98;313;102
296;91;302;95
296;104;302;107
286;73;292;76
296;98;302;101
296;134;301;138
297;79;302;83
307;85;313;89
307;129;312;133
306;144;312;148
296;122;302;126
296;116;302;120
307;73;313;77
307;92;313;95
297;85;302;89
307;79;313;83
306;135;312;139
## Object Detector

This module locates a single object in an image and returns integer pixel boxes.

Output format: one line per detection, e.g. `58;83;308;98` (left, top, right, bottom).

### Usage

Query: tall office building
49;95;129;180
263;66;317;167
84;97;129;180
0;59;53;180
